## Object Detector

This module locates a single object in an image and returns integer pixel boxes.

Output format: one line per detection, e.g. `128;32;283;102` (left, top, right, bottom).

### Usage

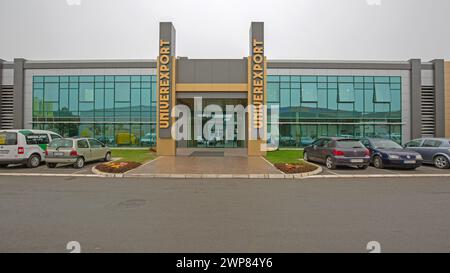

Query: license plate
0;150;9;154
404;160;416;164
53;152;64;156
350;159;364;163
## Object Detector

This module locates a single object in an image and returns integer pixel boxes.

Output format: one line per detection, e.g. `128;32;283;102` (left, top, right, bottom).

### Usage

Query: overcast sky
1;0;449;61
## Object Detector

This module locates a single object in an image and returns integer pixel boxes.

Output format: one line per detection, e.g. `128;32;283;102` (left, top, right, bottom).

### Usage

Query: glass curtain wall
32;75;157;147
267;75;402;147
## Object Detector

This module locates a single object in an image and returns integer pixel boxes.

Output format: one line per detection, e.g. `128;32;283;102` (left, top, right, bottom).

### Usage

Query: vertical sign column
248;22;266;156
157;22;177;156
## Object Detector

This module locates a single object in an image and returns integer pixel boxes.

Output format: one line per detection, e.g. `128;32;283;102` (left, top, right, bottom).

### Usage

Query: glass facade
32;75;157;147
267;75;402;147
31;74;403;149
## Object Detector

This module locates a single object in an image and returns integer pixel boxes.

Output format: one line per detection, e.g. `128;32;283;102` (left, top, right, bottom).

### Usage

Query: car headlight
416;154;423;160
388;154;400;159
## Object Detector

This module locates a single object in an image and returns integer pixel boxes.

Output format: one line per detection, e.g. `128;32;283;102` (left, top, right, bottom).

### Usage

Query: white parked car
0;129;62;168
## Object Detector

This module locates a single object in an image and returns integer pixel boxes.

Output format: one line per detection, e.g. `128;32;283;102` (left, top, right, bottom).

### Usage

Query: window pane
105;89;114;110
115;82;130;101
60;89;69;111
95;89;104;110
80;83;94;102
267;83;279;102
44;83;59;102
280;89;290;108
131;89;141;108
267;75;279;82
79;124;94;138
327;89;337;110
141;88;151;111
375;84;391;102
291;89;300;107
338;83;355;102
33;89;44;112
69;89;78;111
317;89;327;109
301;83;318;102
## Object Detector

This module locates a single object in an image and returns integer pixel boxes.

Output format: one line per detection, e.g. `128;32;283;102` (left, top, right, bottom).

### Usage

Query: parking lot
0;161;100;175
320;163;450;176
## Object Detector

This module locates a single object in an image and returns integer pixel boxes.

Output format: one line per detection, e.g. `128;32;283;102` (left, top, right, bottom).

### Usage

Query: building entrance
176;98;247;149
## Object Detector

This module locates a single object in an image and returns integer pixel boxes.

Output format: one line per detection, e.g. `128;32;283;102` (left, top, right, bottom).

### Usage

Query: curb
2;172;450;179
90;157;159;178
123;163;323;179
309;174;450;179
91;166;125;178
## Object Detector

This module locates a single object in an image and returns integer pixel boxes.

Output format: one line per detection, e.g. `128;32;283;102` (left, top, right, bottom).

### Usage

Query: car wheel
27;154;41;168
47;163;57;168
358;165;369;169
373;156;384;169
104;152;112;162
434;155;449;169
303;152;309;161
73;157;85;169
325;156;336;170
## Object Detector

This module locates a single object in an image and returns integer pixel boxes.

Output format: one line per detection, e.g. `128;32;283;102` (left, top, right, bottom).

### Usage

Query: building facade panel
445;62;450;137
1;68;14;86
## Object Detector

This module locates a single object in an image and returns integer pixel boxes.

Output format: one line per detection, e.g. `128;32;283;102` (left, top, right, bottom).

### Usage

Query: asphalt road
1;175;450;253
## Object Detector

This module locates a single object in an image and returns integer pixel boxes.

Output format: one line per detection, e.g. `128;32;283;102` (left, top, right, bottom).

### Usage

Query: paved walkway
127;155;282;175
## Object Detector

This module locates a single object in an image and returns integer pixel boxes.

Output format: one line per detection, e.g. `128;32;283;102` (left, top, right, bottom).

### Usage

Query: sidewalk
126;155;283;176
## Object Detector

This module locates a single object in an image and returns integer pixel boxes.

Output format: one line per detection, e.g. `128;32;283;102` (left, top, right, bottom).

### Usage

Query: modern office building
1;22;449;156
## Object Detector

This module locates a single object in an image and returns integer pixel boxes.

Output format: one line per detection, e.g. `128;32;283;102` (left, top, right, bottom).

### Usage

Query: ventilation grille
0;86;14;129
421;85;435;137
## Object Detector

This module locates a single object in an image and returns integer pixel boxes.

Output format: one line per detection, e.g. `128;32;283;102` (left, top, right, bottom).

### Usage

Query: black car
361;138;423;169
304;137;370;169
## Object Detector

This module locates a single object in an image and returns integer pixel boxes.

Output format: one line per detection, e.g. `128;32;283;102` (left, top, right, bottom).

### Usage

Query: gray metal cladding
176;59;247;83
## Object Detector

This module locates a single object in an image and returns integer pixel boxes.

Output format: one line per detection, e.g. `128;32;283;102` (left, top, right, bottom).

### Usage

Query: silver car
404;138;450;169
46;138;111;168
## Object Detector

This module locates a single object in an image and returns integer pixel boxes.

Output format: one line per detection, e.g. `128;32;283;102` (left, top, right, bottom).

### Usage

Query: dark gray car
304;137;371;169
404;138;450;169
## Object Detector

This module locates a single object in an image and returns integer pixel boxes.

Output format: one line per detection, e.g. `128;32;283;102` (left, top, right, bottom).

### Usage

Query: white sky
0;0;449;61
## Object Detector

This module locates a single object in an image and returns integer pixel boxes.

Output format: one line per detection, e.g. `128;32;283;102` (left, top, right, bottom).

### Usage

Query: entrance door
176;98;247;148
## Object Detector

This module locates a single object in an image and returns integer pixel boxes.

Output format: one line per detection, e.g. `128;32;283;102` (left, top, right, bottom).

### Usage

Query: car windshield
335;140;365;148
372;139;403;149
49;139;73;149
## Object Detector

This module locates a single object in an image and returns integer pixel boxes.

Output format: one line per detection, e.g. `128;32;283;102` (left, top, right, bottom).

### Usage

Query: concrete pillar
432;59;445;137
247;22;267;156
156;22;177;156
0;59;3;128
13;58;25;129
444;62;450;137
409;59;422;139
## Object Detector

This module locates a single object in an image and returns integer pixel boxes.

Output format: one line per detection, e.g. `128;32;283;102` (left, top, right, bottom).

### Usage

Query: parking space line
73;168;90;174
323;169;339;175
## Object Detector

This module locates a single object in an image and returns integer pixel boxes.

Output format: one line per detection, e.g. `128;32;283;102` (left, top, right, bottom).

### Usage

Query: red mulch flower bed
274;163;317;174
96;161;141;173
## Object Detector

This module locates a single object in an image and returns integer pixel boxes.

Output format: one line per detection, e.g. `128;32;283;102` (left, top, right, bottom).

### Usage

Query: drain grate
190;151;225;157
